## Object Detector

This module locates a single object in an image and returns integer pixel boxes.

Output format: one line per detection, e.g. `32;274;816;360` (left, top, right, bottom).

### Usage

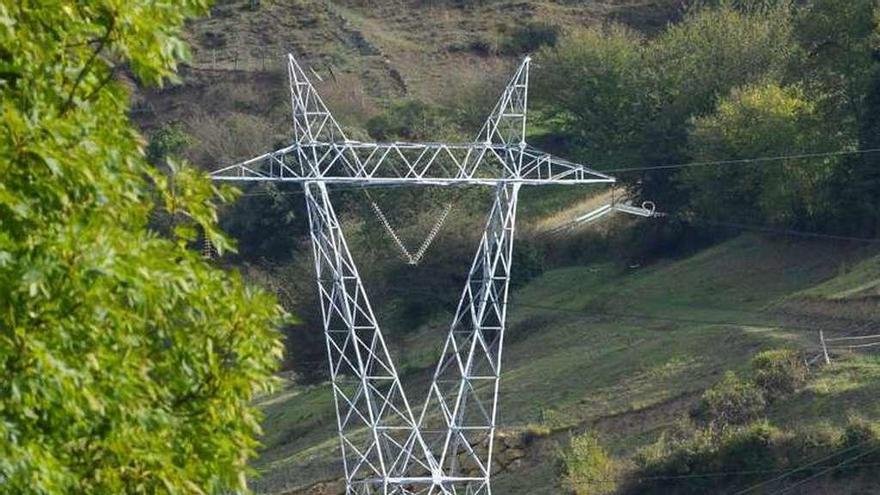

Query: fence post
820;330;831;364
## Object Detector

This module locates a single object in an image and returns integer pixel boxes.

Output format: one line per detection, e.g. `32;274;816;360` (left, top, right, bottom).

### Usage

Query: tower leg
419;183;521;495
304;182;436;494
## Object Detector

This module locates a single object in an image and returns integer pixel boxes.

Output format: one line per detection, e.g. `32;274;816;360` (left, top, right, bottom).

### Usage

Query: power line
571;460;880;487
765;444;880;495
731;440;870;494
229;147;880;187
602;148;880;174
680;217;880;245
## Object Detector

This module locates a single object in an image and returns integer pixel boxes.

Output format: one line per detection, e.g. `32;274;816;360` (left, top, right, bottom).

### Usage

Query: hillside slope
129;2;880;494
133;0;682;169
253;234;880;494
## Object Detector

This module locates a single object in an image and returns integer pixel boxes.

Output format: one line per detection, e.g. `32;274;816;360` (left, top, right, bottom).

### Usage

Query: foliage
365;100;461;141
146;122;190;166
220;183;306;261
630;421;780;494
535;3;796;214
501;22;560;55
693;372;767;427
680;82;844;226
185;110;277;167
511;240;546;289
794;0;879;102
561;431;618;495
628;416;880;494
0;2;285;494
653;2;795;118
533;24;649;170
751;349;808;397
841;415;880;448
533;0;880;238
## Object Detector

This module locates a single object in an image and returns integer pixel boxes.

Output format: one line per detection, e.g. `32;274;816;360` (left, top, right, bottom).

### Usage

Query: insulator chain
411;202;453;264
366;191;454;265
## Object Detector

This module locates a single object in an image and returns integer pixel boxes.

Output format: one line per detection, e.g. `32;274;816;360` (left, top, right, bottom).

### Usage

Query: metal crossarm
210;53;619;495
209;141;614;185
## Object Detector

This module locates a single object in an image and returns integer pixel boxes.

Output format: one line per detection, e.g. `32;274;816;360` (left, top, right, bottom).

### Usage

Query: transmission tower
211;54;620;495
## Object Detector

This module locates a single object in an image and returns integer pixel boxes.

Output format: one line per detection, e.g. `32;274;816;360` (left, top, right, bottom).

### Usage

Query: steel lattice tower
211;54;617;495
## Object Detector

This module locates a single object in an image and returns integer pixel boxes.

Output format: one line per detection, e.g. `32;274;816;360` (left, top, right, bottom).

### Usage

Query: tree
534;3;796;212
0;2;285;494
680;82;846;226
533;25;651;171
146;123;191;167
807;0;880;236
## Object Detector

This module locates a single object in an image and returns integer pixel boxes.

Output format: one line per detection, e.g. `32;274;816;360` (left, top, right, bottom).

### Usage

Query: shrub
841;415;879;449
146;123;190;166
693;372;767;427
502;22;560;55
561;432;619;495
630;418;880;494
634;421;717;476
184;110;276;167
716;421;779;472
511;240;546;288
630;421;781;494
365;100;459;141
751;349;807;397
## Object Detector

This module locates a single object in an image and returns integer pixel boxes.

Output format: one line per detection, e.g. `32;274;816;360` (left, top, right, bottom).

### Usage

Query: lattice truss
211;54;617;495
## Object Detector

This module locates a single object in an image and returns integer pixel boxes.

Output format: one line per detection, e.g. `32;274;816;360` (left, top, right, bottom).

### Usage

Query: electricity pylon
211;54;616;495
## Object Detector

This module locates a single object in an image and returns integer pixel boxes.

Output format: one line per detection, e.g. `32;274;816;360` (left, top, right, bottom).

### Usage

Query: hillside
10;2;880;495
251;234;880;494
127;1;880;494
134;0;683;166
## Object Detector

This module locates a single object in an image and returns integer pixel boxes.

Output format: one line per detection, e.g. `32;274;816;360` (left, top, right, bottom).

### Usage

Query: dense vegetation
0;2;285;493
534;0;880;238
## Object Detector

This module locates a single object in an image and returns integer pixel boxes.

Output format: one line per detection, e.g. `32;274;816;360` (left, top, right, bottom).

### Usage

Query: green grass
796;255;880;300
252;235;880;493
770;354;880;428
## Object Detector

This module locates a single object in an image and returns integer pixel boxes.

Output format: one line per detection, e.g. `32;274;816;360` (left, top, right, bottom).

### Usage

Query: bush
634;421;716;476
630;421;781;494
511;240;546;288
502;22;560;54
751;349;807;397
681;83;843;226
146;123;190;166
693;372;767;427
715;421;779;472
841;415;879;449
365;100;459;141
561;432;619;495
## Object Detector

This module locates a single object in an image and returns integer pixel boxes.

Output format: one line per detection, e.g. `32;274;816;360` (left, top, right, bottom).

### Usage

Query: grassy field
249;233;880;494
